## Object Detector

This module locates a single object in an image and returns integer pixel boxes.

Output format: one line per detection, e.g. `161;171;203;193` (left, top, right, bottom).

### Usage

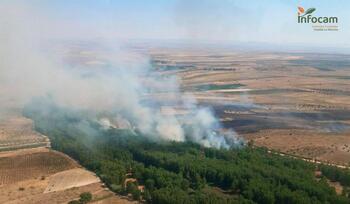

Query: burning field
149;48;350;166
1;1;350;203
22;41;349;166
13;40;349;166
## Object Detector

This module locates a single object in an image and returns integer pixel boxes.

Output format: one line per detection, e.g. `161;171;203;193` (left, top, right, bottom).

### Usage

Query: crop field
0;150;77;185
0;116;49;151
0;112;134;204
149;48;350;166
1;43;350;202
0;146;133;204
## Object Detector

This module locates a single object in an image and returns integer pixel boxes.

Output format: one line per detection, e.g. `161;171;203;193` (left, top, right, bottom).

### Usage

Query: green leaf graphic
302;8;316;16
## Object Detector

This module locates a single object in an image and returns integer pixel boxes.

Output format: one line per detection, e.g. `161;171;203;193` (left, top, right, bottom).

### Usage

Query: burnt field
148;49;350;165
214;106;350;134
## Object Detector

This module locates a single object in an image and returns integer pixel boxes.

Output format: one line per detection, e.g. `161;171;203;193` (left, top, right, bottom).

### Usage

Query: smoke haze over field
0;2;242;148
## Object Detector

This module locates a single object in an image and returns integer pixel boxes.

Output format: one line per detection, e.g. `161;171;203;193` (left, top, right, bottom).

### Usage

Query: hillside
0;115;134;204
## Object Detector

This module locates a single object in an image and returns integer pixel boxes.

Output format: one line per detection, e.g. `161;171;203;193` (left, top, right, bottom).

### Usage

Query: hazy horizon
1;0;349;52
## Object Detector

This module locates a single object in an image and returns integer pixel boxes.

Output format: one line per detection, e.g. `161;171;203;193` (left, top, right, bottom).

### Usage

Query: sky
1;0;350;48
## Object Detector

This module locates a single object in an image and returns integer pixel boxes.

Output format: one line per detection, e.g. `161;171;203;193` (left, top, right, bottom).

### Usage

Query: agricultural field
2;43;349;203
0;116;50;151
0;149;76;185
0;114;134;204
148;48;350;166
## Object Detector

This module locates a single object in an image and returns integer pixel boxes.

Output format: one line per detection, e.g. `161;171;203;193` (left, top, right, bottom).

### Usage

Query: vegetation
68;192;92;204
24;103;350;204
79;192;92;203
289;59;350;71
194;84;244;91
320;165;350;186
319;165;350;198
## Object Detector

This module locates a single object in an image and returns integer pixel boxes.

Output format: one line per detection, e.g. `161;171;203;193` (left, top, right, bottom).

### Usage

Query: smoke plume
0;2;242;148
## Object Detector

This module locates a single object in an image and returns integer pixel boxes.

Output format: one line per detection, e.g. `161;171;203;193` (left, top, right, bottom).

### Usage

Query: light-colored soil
0;150;77;185
4;183;108;204
44;168;100;193
328;180;343;195
0;149;134;204
0;115;134;204
245;129;350;165
92;196;136;204
0;147;49;158
0;116;50;151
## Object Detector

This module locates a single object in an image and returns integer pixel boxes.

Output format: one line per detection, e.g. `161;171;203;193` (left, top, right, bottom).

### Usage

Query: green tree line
23;101;350;204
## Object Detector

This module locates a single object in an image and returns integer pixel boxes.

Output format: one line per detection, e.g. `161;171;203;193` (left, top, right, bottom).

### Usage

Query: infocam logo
297;6;339;31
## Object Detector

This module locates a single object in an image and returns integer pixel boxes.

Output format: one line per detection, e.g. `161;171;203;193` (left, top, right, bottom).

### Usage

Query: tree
26;104;350;204
131;188;141;200
79;192;92;204
181;179;190;191
126;182;137;194
143;190;152;202
145;179;155;191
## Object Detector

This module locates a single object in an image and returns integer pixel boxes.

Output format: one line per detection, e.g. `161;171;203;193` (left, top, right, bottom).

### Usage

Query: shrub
79;192;92;204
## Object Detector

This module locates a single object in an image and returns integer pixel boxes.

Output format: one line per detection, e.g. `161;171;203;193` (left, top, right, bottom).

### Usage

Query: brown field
245;129;350;165
44;168;100;193
0;147;134;204
148;48;350;166
0;116;50;151
0;150;77;185
0;115;135;204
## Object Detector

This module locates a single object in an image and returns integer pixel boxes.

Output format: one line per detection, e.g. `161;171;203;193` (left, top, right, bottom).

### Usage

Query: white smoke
0;2;242;148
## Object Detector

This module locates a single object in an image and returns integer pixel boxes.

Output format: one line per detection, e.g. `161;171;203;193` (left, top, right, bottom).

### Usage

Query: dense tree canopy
24;103;350;204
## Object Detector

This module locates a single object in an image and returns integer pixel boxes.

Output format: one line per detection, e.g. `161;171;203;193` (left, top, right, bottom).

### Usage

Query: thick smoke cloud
0;2;242;148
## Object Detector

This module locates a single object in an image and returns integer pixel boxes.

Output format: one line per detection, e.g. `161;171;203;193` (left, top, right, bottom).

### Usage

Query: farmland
2;43;350;203
0;115;134;204
26;43;349;203
0;116;49;151
147;48;350;166
1;0;349;203
0;149;76;185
